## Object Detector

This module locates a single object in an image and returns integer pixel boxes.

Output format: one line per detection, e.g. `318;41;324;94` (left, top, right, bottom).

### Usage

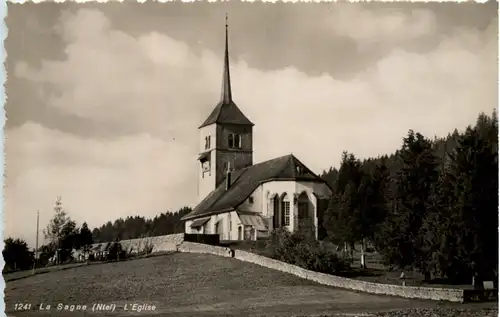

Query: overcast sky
5;2;498;247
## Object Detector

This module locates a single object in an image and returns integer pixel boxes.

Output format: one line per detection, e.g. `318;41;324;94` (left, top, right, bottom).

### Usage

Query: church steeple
221;14;232;104
197;15;254;202
199;14;253;129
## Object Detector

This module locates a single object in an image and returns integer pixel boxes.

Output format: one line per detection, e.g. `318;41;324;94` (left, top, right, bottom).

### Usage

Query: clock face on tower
202;161;210;172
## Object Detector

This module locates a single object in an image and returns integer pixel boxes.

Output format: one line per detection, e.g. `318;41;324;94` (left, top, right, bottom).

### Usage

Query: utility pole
32;211;39;275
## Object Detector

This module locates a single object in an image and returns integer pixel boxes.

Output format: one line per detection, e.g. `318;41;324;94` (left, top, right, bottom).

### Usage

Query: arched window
271;194;280;229
281;194;290;226
298;192;309;219
205;135;211;150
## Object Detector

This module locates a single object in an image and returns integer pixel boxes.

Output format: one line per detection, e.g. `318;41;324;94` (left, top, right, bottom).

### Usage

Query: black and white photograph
3;2;499;317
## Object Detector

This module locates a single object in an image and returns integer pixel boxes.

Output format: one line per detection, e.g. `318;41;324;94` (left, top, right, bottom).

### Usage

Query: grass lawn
225;240;477;290
3;263;88;282
5;253;496;317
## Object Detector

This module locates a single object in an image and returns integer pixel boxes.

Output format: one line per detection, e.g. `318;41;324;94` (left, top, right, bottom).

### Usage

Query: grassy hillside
5;253;496;317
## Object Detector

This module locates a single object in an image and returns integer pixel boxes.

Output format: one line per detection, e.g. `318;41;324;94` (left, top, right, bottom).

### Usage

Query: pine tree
43;197;78;262
324;152;369;263
432;118;497;282
376;130;439;271
421;112;498;283
368;160;391;245
79;222;94;251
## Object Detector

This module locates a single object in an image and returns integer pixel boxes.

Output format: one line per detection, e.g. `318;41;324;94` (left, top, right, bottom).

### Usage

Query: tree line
91;207;190;243
4;110;497;283
3;198;191;272
321;111;498;284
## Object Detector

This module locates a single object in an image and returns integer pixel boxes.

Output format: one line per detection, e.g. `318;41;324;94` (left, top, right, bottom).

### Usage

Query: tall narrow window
298;193;309;219
272;196;280;229
205;136;211;150
298;202;308;219
282;195;290;226
234;134;241;148
284;202;290;226
228;133;241;149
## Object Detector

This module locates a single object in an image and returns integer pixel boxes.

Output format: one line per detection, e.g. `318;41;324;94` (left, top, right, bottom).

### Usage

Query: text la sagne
39;303;87;311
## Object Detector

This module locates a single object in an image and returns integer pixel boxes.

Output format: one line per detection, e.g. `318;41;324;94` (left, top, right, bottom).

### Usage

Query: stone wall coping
176;242;465;303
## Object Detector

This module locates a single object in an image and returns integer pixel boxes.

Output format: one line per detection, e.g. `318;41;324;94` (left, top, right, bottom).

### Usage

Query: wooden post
360;239;366;269
32;211;39;275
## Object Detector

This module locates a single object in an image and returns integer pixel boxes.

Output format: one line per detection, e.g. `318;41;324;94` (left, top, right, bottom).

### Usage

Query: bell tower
197;15;254;202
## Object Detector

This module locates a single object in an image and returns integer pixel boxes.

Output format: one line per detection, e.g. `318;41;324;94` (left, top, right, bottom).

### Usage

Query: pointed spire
220;13;232;104
199;14;254;129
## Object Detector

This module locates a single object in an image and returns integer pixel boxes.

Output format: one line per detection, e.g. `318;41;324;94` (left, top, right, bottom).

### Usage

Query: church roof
182;154;328;221
199;101;254;128
199;15;253;129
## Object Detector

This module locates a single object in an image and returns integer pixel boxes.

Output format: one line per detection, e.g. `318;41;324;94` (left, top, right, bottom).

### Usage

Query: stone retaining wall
176;242;465;303
233;250;464;302
177;241;233;257
118;233;184;254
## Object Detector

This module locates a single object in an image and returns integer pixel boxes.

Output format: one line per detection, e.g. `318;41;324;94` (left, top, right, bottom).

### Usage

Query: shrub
138;238;154;256
311;248;350;273
267;220;350;275
107;242;126;261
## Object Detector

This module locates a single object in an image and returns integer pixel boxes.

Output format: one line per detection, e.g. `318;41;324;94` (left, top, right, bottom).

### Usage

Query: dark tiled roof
190;217;210;228
199;101;254;128
238;211;268;231
182;154;327;221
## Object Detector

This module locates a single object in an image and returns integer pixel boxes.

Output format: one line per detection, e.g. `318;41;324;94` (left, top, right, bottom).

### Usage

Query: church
181;19;332;241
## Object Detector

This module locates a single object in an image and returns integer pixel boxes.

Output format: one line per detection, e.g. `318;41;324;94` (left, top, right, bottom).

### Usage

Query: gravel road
370;307;498;317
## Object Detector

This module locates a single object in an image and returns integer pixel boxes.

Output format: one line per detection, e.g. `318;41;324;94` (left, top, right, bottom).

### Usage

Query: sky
5;2;498;247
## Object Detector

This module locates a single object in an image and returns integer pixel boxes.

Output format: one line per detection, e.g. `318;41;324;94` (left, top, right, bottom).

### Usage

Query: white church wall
198;150;217;203
196;212;243;241
213;213;227;240
185;220;192;233
262;181;297;232
295;181;332;197
295;181;332;239
197;124;217;203
228;211;242;240
199;124;217;153
237;186;263;214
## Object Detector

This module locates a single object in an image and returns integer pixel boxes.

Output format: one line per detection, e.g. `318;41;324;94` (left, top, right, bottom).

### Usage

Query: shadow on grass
220;240;274;257
338;268;386;279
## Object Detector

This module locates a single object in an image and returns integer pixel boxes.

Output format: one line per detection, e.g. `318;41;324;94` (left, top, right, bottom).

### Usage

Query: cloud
324;6;438;46
6;122;195;244
9;8;497;246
